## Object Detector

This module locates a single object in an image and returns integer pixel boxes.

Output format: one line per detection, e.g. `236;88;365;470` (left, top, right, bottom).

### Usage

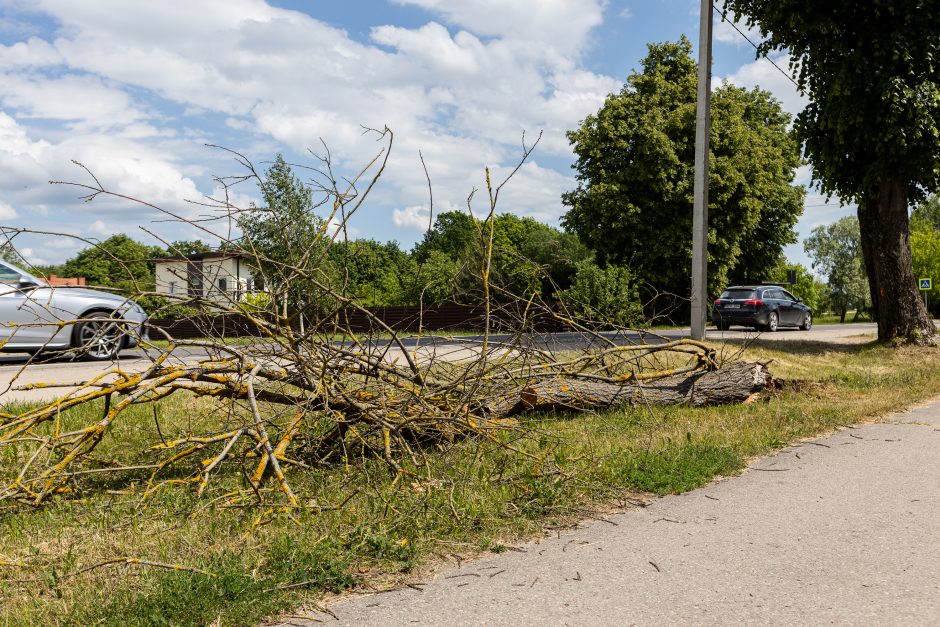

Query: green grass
1;341;939;625
813;310;873;325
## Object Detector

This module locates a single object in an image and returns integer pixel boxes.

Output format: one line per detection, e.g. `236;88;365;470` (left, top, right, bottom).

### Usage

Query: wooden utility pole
690;0;713;340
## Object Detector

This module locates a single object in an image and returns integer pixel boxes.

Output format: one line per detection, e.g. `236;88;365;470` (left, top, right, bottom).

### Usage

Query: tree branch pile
0;130;773;509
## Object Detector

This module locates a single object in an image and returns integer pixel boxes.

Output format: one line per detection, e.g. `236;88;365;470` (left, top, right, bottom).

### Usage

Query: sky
0;0;851;269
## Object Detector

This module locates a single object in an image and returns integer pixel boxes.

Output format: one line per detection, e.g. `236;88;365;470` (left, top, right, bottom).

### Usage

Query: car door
779;289;801;325
765;288;789;324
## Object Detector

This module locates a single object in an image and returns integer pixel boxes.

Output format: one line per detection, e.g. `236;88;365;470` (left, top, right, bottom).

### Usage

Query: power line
713;5;801;90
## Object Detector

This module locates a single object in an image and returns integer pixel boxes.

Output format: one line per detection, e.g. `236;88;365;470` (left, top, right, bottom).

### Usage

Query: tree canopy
804;216;871;322
723;0;938;340
62;234;164;292
769;261;824;313
561;38;803;301
413;210;591;303
328;239;416;307
169;239;212;256
237;154;329;313
911;196;940;317
912;196;940;232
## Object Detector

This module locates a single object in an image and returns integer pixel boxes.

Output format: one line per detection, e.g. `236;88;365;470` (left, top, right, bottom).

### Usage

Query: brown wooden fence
146;303;573;339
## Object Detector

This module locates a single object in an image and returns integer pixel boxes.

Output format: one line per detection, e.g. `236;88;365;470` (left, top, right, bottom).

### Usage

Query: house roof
153;251;255;263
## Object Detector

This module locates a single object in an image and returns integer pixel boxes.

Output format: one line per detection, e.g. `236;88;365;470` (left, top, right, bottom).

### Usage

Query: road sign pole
690;0;713;341
919;278;932;311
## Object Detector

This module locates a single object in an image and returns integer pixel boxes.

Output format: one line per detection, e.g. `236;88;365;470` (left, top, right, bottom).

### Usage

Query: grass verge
1;341;938;625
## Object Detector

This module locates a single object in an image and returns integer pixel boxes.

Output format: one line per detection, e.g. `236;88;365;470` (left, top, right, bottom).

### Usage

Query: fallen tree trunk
496;361;771;416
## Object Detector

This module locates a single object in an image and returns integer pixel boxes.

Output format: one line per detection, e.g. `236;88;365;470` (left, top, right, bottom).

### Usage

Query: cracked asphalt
304;398;940;626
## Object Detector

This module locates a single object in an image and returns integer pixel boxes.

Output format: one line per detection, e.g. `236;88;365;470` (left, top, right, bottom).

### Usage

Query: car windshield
719;289;757;300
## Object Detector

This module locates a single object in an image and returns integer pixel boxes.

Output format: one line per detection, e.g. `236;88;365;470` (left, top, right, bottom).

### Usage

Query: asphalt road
304;398;940;626
0;324;878;405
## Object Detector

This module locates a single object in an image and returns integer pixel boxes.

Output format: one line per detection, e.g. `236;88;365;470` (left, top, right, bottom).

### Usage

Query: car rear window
719;289;757;300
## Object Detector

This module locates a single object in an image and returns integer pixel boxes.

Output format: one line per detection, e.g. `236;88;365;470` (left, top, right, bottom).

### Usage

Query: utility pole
690;0;713;340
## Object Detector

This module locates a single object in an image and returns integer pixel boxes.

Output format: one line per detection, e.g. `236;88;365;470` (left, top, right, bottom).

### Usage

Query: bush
558;260;644;327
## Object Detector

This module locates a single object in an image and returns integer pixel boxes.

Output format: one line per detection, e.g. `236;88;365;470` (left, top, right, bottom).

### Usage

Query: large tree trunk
857;177;935;342
489;361;772;417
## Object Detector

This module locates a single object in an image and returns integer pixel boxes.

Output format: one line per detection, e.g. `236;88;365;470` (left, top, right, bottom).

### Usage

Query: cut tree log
495;361;771;416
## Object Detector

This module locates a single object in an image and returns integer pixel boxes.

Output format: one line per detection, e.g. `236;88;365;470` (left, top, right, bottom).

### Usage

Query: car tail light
713;299;722;306
743;298;764;307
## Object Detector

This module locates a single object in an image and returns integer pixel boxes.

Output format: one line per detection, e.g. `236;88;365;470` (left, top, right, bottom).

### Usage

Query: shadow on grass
716;338;880;356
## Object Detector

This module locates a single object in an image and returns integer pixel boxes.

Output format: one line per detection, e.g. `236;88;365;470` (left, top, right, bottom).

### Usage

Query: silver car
0;259;148;360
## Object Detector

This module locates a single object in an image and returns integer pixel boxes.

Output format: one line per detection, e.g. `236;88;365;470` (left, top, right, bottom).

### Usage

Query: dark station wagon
712;285;812;332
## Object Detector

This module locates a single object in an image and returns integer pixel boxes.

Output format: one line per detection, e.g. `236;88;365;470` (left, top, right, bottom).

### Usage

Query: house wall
155;260;188;298
154;257;256;305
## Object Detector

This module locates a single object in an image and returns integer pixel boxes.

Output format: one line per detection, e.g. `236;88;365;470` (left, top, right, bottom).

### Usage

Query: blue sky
0;0;850;268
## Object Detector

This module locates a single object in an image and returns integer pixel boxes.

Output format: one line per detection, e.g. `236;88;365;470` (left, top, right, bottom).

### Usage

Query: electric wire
713;4;801;90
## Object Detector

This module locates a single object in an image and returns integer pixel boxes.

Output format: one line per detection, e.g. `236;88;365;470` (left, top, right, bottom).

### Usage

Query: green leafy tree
413;210;591;303
912;196;940;232
237;155;330;314
407;249;459;305
328;239;416;306
168;239;212;256
413;212;476;263
804;217;871;322
491;214;591;300
911;198;940;316
723;0;938;341
769;261;823;312
62;234;164;293
562;38;803;306
558;261;643;327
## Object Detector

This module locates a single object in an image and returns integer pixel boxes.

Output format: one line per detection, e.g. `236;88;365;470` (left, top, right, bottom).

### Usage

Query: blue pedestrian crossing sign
920;278;932;290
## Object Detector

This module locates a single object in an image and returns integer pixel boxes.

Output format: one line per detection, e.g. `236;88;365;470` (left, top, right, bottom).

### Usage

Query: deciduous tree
62;233;164;293
770;261;823;313
804;217;870;322
562;38;803;304
911;198;940;317
723;0;938;341
413;210;591;303
237;154;329;314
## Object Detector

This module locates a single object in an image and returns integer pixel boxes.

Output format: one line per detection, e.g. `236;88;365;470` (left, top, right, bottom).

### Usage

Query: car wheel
766;311;778;332
717;321;730;331
73;311;124;361
800;312;812;331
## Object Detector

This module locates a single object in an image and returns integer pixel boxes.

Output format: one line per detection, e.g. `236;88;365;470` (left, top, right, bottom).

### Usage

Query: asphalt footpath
300;398;940;626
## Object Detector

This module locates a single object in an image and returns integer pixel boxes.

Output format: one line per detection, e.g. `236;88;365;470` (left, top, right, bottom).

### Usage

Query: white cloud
0;0;623;261
392;0;605;56
88;219;108;235
0;201;18;221
723;52;806;118
713;13;762;47
478;161;575;224
393;205;432;230
0;37;63;68
19;247;49;266
0;112;204;230
0;73;148;127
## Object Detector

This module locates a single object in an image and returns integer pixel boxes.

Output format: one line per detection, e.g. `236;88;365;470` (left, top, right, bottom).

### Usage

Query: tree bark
489;361;771;417
857;177;935;342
